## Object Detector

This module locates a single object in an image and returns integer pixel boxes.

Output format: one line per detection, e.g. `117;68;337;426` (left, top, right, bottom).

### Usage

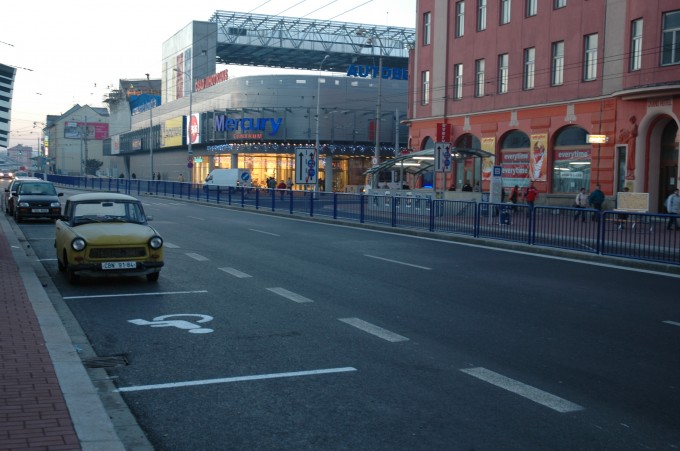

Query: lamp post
146;74;154;181
315;55;329;191
174;67;193;184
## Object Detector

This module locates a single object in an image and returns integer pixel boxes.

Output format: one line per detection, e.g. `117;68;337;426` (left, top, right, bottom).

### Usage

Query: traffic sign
434;142;453;172
295;147;318;185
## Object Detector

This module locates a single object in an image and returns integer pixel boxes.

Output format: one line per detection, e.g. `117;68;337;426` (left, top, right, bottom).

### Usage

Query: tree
85;159;103;175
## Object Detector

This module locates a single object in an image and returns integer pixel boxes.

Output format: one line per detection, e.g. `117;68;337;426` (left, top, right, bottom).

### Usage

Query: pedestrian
178;173;184;183
156;172;161;181
276;180;287;200
524;181;538;217
510;185;519;204
665;188;680;230
131;173;137;179
473;181;481;192
574;187;588;222
286;177;293;190
588;184;605;222
462;181;472;192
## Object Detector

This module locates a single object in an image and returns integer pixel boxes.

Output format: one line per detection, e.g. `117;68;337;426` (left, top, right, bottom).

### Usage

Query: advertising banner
187;113;201;145
530;133;548;181
64;122;109;140
501;150;530;187
481;137;496;180
162;117;184;148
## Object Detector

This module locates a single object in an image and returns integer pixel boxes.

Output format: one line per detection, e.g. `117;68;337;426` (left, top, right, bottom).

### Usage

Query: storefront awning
364;147;494;176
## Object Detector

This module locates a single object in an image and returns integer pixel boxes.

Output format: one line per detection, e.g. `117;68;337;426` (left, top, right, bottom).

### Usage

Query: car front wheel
146;272;160;282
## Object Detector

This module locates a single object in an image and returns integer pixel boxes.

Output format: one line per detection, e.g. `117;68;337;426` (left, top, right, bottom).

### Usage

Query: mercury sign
346;64;409;80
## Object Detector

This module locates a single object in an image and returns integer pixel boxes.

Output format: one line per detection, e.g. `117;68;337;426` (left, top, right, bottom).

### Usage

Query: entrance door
658;121;679;211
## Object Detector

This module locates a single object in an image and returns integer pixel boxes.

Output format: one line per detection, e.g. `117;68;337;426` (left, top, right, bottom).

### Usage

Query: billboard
187;113;201;145
64;122;109;140
162;117;184;148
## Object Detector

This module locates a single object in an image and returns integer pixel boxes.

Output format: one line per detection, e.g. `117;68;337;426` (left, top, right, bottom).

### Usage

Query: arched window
552;126;589;193
499;130;531;189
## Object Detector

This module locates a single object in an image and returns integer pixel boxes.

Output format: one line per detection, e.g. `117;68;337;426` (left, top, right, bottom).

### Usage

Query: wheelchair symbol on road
128;314;214;334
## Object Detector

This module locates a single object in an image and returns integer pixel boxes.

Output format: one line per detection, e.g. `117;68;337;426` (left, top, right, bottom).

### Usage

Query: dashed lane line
364;254;432;270
63;290;209;300
219;267;252;278
338;317;409;342
663;320;680;327
266;287;315;303
249;228;280;236
460;367;584;413
164;242;180;248
186;252;209;261
115;367;358;393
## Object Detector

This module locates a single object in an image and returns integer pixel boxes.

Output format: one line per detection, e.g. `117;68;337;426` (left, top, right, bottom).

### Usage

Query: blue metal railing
42;174;680;266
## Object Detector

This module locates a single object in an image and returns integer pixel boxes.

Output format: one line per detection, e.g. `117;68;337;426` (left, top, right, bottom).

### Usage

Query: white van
203;169;252;191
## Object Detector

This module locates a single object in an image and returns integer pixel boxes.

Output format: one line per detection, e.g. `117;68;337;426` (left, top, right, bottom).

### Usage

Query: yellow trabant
55;192;164;284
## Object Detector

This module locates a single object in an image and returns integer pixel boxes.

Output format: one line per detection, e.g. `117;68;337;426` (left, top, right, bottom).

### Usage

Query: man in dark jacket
588;184;605;222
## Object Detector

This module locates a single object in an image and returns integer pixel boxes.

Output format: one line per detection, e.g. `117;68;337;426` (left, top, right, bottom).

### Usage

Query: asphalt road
13;185;680;450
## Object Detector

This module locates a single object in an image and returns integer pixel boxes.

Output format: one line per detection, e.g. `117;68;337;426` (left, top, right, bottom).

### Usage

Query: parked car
0;170;14;179
12;180;63;222
4;176;44;217
55;192;164;284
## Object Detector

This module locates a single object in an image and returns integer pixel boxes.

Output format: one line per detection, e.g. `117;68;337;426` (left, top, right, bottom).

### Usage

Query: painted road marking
63;290;208;300
164;242;180;249
249;228;280;236
186;252;209;261
460;367;584;413
364;254;432;270
39;258;58;261
338;317;409;342
267;287;314;303
115;367;358;393
663;320;680;327
188;216;205;221
219;267;252;278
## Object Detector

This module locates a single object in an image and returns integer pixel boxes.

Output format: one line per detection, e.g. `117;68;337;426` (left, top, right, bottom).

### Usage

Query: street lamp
315;55;329;190
146;73;154;181
174;67;194;183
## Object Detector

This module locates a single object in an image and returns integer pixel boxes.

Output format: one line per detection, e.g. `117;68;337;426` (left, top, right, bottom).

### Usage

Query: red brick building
407;0;680;212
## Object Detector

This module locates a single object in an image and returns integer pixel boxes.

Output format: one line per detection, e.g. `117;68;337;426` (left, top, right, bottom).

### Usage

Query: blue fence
44;174;680;266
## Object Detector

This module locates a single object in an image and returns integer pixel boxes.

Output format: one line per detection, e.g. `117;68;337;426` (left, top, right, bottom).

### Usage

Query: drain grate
82;354;129;368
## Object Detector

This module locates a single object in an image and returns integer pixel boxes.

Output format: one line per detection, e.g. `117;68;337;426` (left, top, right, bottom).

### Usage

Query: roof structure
364;148;494;176
210;11;415;72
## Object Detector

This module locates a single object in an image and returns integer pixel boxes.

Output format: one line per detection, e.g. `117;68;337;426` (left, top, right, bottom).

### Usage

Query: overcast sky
2;0;415;149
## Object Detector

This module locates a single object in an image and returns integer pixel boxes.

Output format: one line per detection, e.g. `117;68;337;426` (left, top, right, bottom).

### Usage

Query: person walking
574;187;588;222
178;173;185;183
588;184;605;222
525;181;538;218
665;188;680;230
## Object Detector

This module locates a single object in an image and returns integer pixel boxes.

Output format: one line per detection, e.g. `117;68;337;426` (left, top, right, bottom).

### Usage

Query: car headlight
71;238;86;251
18;201;29;207
50;202;61;207
148;236;163;249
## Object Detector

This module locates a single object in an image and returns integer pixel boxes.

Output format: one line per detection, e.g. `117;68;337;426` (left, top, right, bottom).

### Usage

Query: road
11;184;680;450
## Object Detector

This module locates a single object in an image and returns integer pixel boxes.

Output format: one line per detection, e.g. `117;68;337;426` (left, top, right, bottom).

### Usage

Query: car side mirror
146;215;153;221
58;193;64;197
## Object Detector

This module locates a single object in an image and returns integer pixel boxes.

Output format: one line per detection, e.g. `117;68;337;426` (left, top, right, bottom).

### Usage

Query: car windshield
17;182;56;195
72;200;146;225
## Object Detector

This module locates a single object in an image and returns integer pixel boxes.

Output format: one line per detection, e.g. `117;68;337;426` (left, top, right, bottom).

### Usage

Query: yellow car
55;192;164;284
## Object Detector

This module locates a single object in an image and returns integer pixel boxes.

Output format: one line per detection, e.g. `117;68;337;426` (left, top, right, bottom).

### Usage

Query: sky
2;0;416;150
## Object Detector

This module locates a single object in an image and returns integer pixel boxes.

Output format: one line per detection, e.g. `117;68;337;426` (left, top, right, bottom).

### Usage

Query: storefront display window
499;130;531;189
551;126;590;193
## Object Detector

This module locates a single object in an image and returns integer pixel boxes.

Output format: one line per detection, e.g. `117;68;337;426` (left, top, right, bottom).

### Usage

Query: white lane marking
663;320;680;327
219;267;252;278
249;228;280;236
460;367;584;413
338;317;409;342
188;216;205;221
63;290;208;300
364;254;432;270
115;367;358;393
38;258;58;261
186;252;209;261
164;242;180;249
266;287;314;303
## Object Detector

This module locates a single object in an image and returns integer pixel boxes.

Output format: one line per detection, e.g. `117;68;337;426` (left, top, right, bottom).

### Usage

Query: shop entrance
658;120;679;212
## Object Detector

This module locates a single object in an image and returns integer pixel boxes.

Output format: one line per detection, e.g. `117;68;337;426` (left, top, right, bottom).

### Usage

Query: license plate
102;261;137;270
32;208;49;213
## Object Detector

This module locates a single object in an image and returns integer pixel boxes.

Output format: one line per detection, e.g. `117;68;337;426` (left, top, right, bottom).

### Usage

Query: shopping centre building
103;14;415;192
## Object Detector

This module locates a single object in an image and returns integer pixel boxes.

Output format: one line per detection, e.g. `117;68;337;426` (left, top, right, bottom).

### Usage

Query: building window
500;0;511;24
524;47;535;90
552;41;565;86
453;64;464;99
423;12;432;45
498;54;509;94
478;0;487;31
475;59;485;97
554;0;566;9
422;70;430;105
584;34;598;81
630;19;643;71
456;2;465;37
526;0;537;17
661;10;680;66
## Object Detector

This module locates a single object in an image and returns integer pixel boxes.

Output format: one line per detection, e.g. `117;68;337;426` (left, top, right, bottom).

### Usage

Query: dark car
11;180;63;222
4;176;41;216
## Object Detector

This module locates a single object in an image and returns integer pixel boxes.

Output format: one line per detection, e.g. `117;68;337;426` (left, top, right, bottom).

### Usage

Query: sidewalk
0;214;124;451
